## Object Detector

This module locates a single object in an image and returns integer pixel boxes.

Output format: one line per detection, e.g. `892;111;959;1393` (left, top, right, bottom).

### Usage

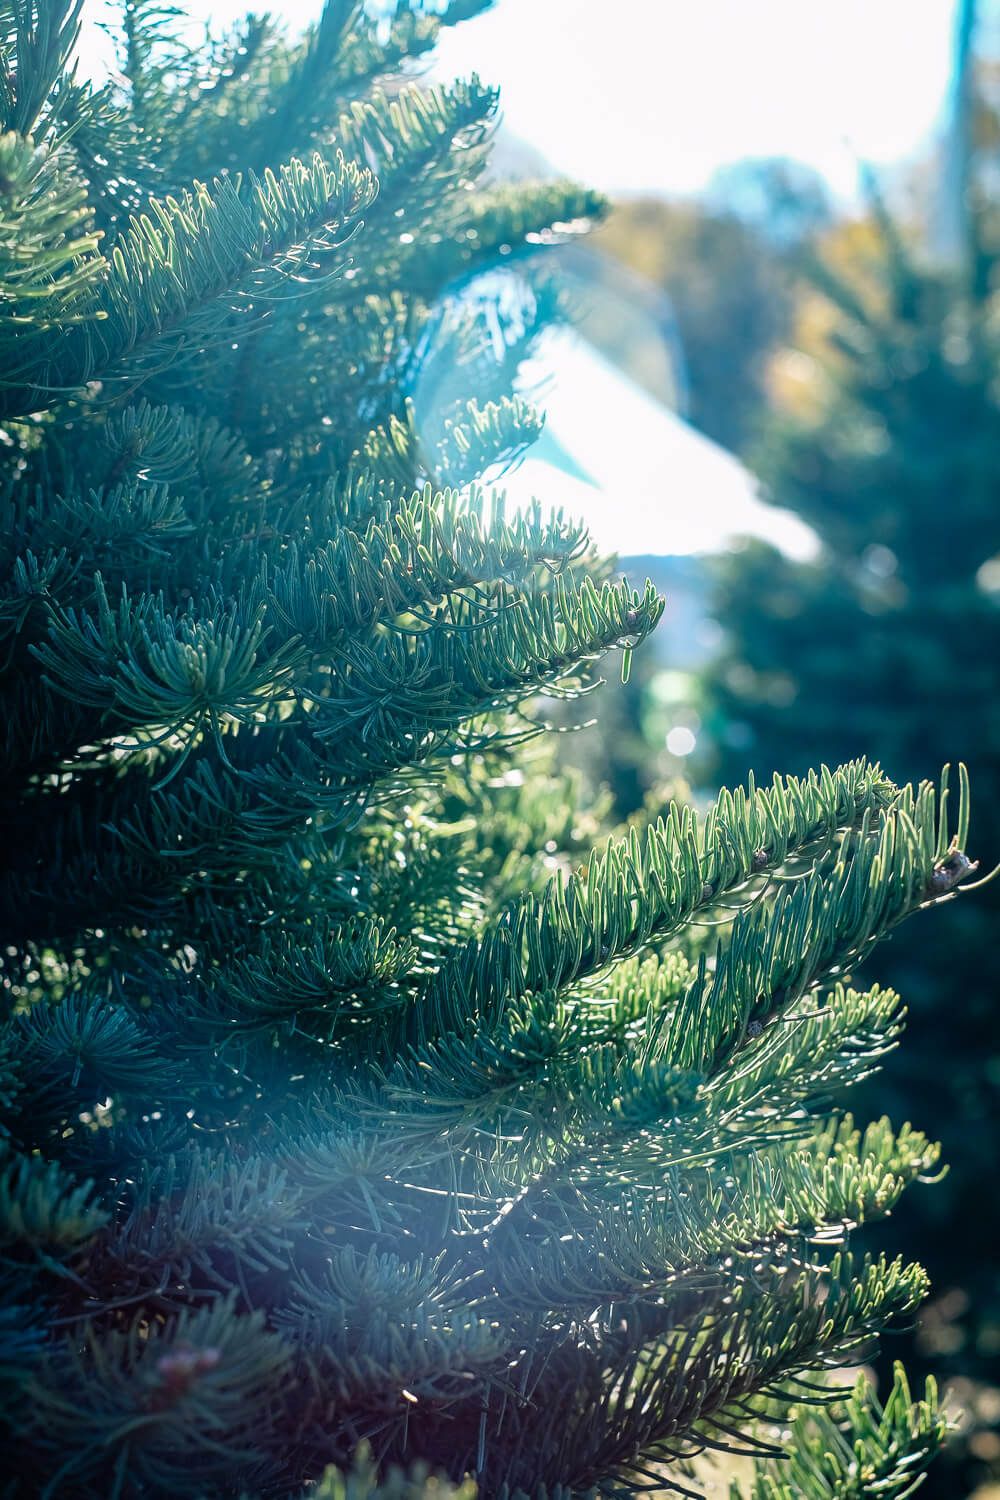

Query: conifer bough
0;3;980;1496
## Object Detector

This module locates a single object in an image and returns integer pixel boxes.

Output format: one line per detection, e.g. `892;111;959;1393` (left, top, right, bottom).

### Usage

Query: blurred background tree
698;16;1000;1493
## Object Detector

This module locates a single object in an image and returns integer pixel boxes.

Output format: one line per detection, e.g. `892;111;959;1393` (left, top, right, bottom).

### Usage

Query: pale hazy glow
500;329;817;560
434;0;956;201
78;0;957;201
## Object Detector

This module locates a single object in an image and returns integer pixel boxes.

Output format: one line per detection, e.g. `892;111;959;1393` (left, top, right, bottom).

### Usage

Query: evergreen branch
477;1252;928;1495
2;0;82;139
305;1445;476;1500
360;396;545;489
0;126;104;334
270;483;590;650
119;1;198;142
731;1364;946;1500
0;1146;107;1254
412;761;902;1044
14;484;591;769
334;78;497;193
661;778;955;1082
26;1298;292;1495
208;918;419;1031
0;149;377;415
88;1149;306;1309
706;981;906;1116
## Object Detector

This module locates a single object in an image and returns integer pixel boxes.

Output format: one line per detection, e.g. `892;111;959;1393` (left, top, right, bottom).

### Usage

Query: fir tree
701;200;1000;1492
0;4;982;1496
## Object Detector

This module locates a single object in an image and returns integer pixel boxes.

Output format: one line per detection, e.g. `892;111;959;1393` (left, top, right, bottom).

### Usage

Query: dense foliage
0;3;981;1496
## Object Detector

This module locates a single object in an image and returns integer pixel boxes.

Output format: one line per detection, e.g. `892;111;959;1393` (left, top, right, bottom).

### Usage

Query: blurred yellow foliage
765;217;888;422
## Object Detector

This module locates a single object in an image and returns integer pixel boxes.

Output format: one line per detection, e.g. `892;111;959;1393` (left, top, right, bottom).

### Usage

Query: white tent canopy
502;327;817;562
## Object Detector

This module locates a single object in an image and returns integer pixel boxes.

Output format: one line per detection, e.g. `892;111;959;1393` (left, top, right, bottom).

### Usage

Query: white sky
79;0;959;200
435;0;957;200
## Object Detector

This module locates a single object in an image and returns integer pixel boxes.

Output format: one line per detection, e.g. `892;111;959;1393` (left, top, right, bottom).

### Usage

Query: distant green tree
702;204;1000;1496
